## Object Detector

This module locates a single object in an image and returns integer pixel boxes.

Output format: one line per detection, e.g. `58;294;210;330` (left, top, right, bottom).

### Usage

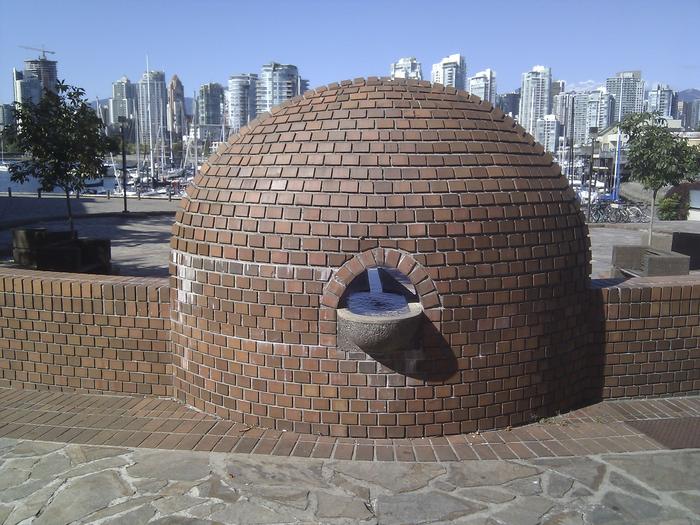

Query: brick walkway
1;388;698;462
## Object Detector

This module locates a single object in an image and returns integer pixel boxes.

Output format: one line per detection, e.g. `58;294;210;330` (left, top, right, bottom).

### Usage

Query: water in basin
346;292;409;316
346;268;410;316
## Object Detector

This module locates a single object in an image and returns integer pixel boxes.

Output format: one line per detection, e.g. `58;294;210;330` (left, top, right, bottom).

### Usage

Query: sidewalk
3;389;698;461
0;388;698;524
0;194;179;229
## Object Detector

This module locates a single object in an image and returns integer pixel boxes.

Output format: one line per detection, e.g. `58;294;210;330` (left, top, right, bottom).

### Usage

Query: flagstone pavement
0;389;699;524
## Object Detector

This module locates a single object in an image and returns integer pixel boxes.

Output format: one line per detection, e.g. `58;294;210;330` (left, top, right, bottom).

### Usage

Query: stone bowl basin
337;302;424;353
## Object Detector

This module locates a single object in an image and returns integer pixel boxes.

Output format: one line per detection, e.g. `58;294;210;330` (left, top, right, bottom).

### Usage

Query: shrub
657;194;688;221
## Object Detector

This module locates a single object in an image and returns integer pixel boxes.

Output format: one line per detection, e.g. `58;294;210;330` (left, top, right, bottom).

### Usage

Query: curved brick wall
170;78;592;438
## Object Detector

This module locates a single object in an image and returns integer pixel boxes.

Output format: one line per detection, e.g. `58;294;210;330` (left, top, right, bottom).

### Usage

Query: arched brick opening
321;248;441;316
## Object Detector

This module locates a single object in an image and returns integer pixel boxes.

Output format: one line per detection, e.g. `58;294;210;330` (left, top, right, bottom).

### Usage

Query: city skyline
1;0;699;106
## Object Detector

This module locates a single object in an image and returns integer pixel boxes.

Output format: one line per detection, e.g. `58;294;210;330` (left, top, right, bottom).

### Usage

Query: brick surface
593;276;700;400
0;269;172;396
169;78;594;437
0;77;698;440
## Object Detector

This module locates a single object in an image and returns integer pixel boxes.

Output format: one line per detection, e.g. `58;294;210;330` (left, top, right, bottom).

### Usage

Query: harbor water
0;169;117;194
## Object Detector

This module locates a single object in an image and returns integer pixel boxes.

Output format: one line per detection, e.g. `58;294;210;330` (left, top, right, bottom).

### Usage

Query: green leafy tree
2;81;118;231
620;112;700;243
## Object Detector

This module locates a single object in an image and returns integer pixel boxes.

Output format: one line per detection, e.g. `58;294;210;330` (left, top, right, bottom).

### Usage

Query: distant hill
678;89;700;102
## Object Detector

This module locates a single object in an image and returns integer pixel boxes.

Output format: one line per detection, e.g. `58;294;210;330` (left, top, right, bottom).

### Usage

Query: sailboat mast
193;90;198;171
134;105;141;182
96;96;116;181
169;125;174;167
158;104;165;178
146;56;155;182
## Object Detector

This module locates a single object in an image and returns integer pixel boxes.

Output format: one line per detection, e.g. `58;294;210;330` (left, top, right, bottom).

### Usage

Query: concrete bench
12;228;111;274
612;245;690;278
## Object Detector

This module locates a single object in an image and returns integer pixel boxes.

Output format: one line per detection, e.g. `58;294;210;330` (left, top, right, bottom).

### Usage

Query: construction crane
19;45;56;60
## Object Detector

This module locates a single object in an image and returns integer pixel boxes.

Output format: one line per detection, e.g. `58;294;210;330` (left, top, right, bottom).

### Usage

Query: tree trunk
648;188;657;245
65;189;74;233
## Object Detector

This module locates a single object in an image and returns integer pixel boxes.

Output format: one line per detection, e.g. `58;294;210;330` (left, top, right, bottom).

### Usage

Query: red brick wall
169;78;594;438
597;276;700;398
0;269;698;434
0;268;171;395
1;80;697;438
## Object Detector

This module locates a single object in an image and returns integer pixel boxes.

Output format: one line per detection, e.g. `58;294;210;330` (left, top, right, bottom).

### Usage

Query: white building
647;83;676;117
605;71;644;123
390;57;422;80
535;114;560;153
12;54;58;105
137;70;167;146
518;65;552;135
468;68;497;103
256;62;306;115
12;69;42;105
553;92;574;132
571;90;614;146
227;74;258;133
431;54;466;90
109;76;138;125
587;90;614;130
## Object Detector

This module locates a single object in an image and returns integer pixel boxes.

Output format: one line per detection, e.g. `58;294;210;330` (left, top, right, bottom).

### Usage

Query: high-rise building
167;75;186;139
431;54;466;90
551;80;566;98
12;69;42;105
518;65;552;135
23;57;58;94
683;100;700;131
587;90;614;130
227;74;258;133
95;101;110;126
647;83;676;118
256;62;305;115
571;90;613;145
553;92;574;131
299;77;310;95
535;114;560;153
605;71;644;123
468;69;497;103
11;53;59;105
137;70;167;146
0;104;15;130
390;57;422;80
198;83;225;127
108;76;138;125
497;90;520;118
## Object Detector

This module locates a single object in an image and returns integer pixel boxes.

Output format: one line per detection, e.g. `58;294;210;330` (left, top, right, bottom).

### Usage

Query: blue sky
1;0;699;104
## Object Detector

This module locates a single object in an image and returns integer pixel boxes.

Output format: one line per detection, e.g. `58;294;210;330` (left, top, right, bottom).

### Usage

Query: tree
2;81;118;231
620;112;700;243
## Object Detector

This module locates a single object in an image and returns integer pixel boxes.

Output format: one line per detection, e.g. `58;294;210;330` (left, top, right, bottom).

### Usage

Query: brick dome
170;77;592;438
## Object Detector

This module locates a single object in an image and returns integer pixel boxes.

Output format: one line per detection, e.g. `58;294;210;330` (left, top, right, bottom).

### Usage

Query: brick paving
1;387;697;462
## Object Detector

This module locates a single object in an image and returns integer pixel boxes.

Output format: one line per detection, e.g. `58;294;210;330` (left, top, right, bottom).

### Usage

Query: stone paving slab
1;388;699;463
627;418;700;450
0;437;697;524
